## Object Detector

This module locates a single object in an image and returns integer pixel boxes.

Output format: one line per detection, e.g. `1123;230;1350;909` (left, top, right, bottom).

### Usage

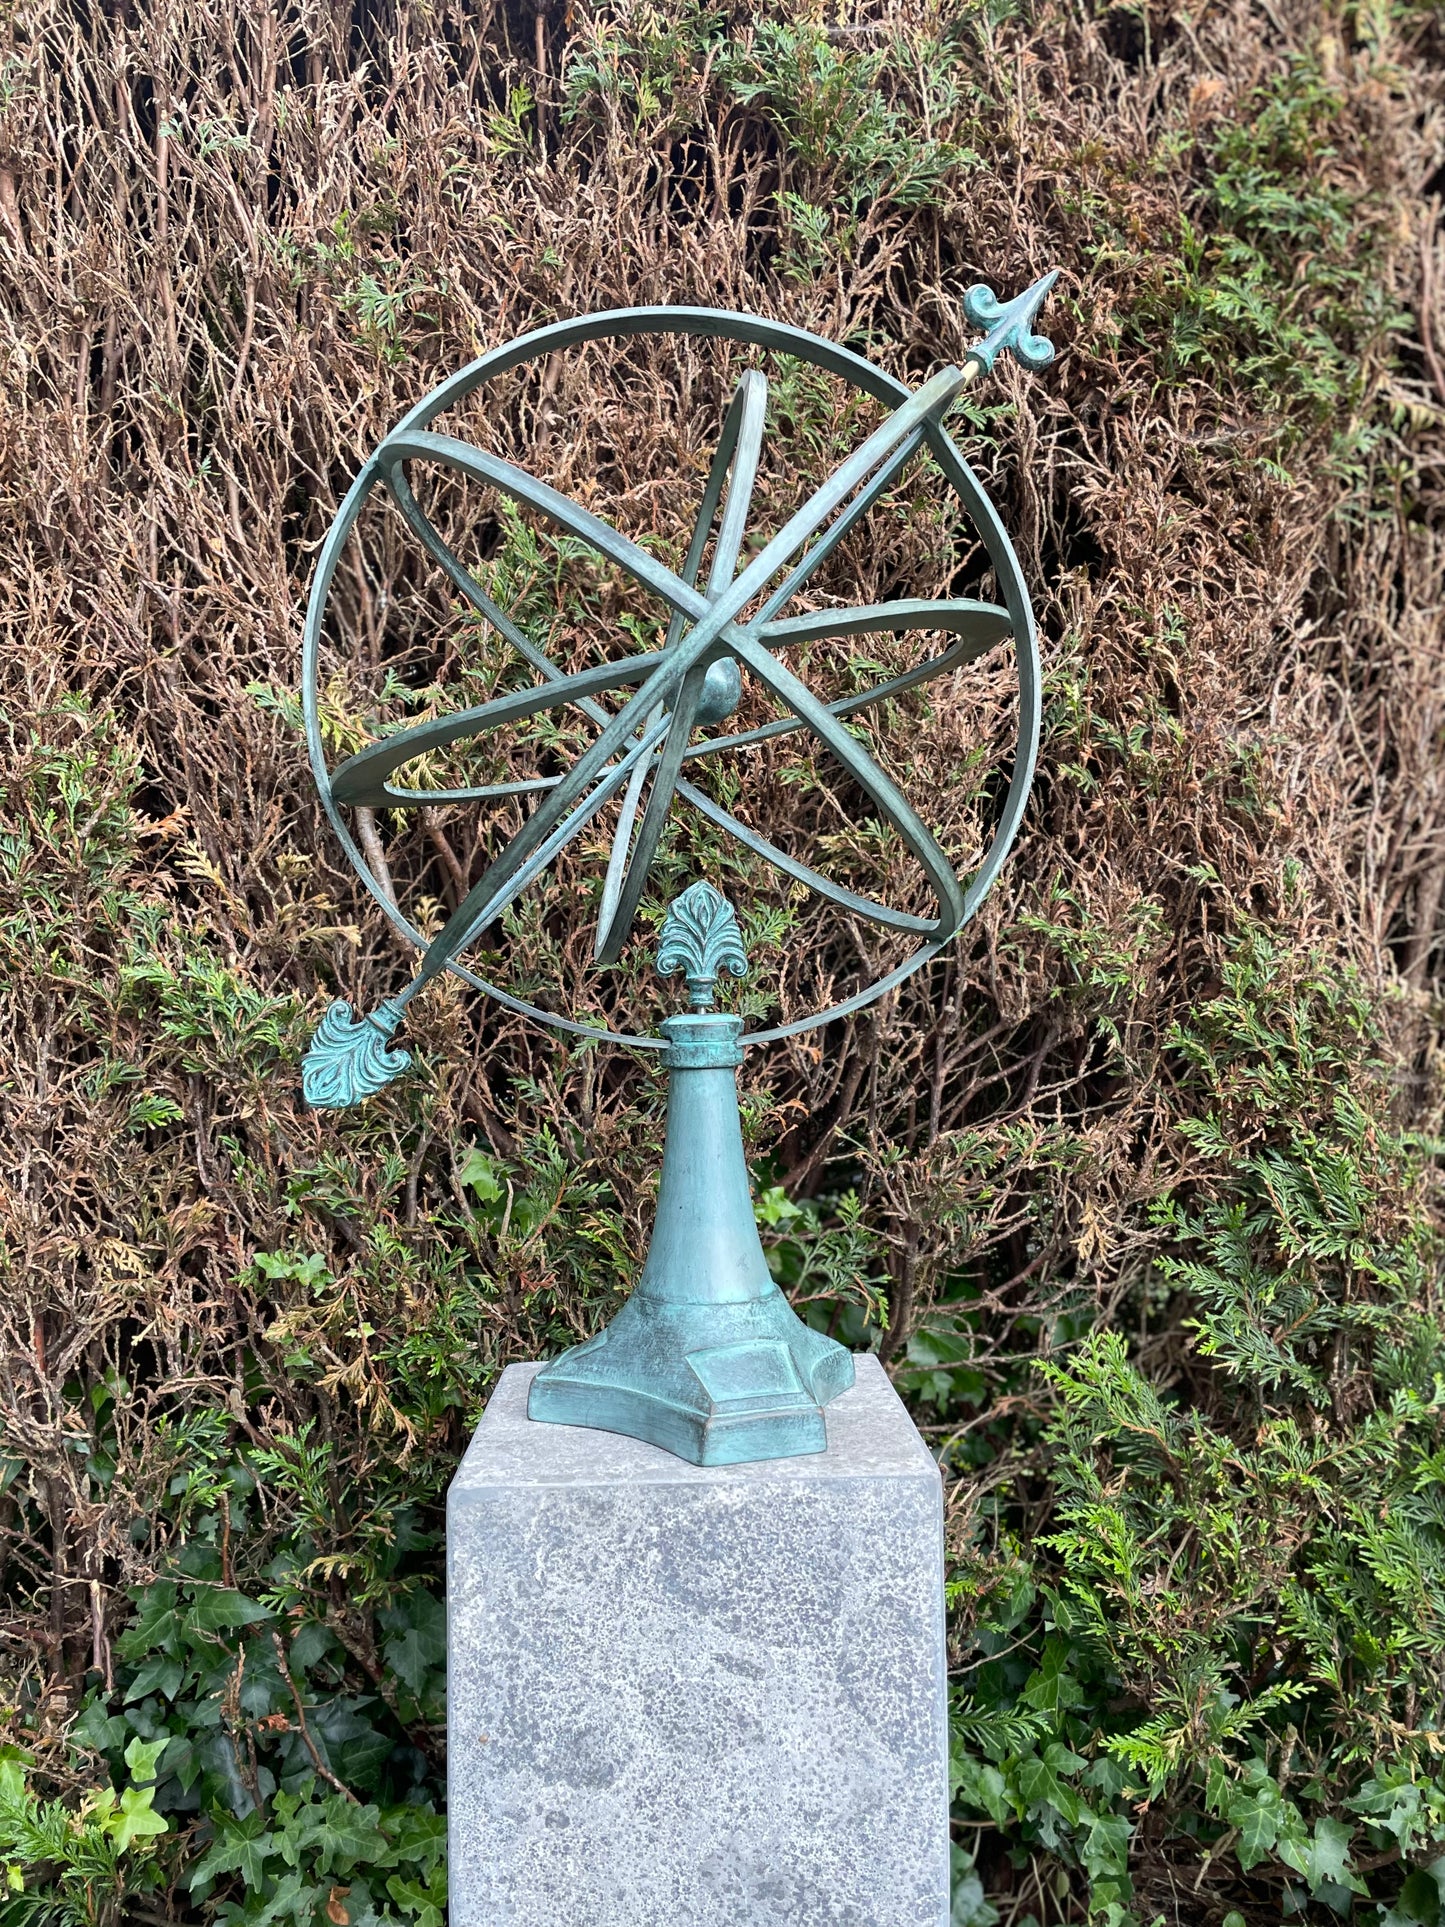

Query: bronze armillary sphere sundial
301;287;1056;1464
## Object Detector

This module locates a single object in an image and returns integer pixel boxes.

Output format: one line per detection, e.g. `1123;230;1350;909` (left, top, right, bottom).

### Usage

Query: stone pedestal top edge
449;1354;938;1494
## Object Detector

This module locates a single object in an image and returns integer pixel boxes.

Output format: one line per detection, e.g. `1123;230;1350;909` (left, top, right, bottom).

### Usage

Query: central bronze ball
697;656;742;726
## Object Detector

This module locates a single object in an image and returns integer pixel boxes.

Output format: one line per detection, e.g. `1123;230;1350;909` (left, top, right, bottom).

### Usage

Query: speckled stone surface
446;1355;948;1927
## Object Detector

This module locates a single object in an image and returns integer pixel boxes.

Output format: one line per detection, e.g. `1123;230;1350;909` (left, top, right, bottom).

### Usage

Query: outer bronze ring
302;307;1040;1051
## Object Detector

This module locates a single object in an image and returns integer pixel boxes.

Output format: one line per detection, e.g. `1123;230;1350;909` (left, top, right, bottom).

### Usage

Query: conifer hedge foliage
1;0;1443;1921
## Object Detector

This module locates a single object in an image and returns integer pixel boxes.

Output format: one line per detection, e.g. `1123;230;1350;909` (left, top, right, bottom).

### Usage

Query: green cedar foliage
944;934;1445;1923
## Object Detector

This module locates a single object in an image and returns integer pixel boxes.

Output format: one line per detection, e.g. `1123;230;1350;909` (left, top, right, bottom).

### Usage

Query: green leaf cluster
189;1789;445;1927
0;1736;169;1927
947;929;1445;1921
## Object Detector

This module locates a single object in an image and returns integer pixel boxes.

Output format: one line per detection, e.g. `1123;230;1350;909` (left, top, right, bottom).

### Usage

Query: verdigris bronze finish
529;880;854;1463
300;286;1056;1459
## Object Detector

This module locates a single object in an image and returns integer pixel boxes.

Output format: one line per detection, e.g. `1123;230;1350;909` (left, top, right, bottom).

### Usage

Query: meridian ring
302;307;1042;1052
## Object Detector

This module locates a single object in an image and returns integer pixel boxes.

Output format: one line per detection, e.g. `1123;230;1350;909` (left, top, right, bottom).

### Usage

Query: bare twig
270;1629;359;1803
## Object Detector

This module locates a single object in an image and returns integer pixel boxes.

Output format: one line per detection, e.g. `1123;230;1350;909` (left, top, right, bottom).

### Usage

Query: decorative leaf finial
302;997;412;1108
656;881;748;1011
963;269;1059;375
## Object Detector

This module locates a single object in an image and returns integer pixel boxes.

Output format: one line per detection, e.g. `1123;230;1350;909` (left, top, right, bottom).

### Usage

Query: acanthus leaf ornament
301;998;412;1109
656;881;749;1011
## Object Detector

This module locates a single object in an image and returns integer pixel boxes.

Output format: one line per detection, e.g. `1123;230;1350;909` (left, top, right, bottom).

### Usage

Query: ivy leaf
194;1732;262;1819
1305;1816;1367;1897
1232;1787;1283;1870
380;1592;446;1697
1386;1866;1444;1927
298;1796;391;1875
71;1702;130;1756
123;1734;169;1784
387;1870;447;1927
165;1736;201;1795
289;1621;335;1672
123;1656;186;1705
947;1844;999;1927
459;1149;504;1202
184;1586;272;1634
1350;1773;1424;1850
116;1582;180;1660
252;1867;316;1922
1017;1750;1082;1829
1082;1809;1132;1882
306;1698;393;1790
187;1811;274;1894
1021;1638;1087;1718
384;1805;447;1866
1274;1805;1313;1881
109;1784;170;1852
755;1184;803;1227
951;1755;1011;1827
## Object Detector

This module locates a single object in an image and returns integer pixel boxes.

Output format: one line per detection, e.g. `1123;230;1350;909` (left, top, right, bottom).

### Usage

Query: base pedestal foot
528;1286;855;1465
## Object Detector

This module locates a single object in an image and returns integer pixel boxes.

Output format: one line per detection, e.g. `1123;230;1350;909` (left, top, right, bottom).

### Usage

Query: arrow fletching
302;997;412;1108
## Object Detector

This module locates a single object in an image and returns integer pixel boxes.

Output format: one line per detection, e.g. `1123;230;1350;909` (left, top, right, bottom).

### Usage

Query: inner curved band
365;371;972;1002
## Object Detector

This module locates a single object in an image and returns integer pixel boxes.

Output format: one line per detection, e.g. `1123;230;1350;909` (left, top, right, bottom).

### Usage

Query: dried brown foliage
0;0;1443;1913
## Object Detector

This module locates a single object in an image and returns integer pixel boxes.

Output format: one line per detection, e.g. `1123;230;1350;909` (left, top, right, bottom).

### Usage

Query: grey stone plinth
446;1355;949;1927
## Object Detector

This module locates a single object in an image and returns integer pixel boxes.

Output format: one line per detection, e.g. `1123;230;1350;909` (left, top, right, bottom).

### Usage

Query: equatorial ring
302;306;1043;1052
